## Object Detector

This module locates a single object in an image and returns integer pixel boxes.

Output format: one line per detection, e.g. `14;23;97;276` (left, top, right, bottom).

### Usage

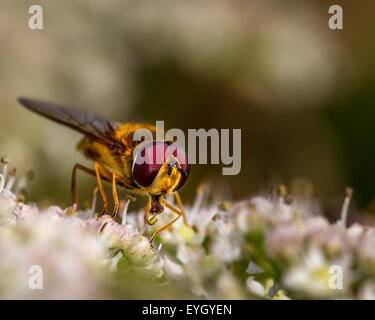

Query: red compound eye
132;141;190;189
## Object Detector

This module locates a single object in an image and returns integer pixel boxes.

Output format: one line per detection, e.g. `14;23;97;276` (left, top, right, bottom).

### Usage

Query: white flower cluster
0;160;162;298
2;159;375;299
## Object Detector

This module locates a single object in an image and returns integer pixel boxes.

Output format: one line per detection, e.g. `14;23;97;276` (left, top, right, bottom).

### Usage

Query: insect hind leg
71;163;97;206
72;161;134;218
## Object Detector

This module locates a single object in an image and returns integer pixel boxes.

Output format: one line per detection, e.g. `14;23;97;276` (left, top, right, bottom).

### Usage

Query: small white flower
246;277;290;300
0;190;17;224
163;255;184;277
282;246;349;298
246;277;266;297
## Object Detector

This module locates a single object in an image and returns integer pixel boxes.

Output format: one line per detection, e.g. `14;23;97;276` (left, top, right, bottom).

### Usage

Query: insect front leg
149;198;185;243
143;196;152;225
149;205;182;244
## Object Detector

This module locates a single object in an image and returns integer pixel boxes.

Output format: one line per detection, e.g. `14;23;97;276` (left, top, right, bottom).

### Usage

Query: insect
18;97;190;243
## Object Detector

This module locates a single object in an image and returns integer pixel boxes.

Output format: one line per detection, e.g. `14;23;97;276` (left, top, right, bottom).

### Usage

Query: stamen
15;170;34;195
66;203;77;216
277;184;288;203
16;194;25;203
219;202;232;212
129;224;148;247
339;187;353;228
90;186;99;216
0;175;4;192
121;199;131;225
15;176;26;194
156;243;162;253
1;157;9;190
139;224;148;236
215;217;233;237
5;168;16;191
189;184;207;223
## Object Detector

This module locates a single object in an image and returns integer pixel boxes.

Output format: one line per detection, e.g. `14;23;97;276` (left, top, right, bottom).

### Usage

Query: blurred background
1;0;375;223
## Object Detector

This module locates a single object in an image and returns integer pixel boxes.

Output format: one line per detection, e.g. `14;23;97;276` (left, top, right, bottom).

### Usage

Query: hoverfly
18;97;190;243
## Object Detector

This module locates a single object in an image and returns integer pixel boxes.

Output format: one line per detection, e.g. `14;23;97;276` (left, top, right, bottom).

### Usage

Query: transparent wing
18;97;123;150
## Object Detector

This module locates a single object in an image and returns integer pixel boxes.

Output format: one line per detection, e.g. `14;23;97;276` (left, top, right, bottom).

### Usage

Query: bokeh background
1;0;375;223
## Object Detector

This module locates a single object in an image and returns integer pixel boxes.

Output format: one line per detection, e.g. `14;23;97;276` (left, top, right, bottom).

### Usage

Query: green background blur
1;1;375;221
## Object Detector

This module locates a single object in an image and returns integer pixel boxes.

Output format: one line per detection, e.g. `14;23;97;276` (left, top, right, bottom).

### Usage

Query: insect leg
148;198;185;243
71;163;97;206
93;162;131;219
160;198;184;216
112;174;119;219
143;196;152;225
174;191;189;225
149;207;182;243
95;162;108;216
